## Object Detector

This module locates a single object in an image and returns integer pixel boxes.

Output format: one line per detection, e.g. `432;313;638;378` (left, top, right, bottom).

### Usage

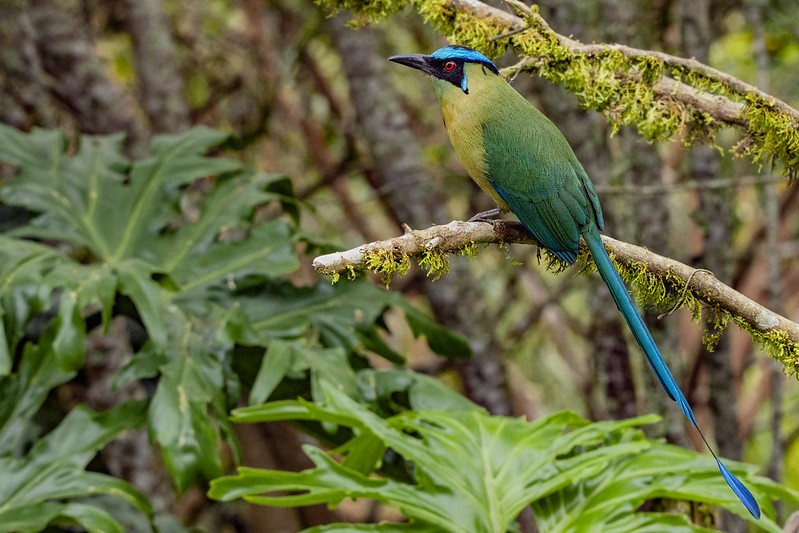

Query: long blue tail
583;225;760;519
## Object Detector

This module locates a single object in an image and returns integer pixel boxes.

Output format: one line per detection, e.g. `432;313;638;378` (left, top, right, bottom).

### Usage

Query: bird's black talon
468;207;503;223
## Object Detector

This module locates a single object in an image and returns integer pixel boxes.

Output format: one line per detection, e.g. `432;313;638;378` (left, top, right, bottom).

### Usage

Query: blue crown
430;45;499;74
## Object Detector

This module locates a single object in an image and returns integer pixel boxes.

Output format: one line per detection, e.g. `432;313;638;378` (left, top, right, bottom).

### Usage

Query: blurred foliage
0;125;469;530
210;382;797;532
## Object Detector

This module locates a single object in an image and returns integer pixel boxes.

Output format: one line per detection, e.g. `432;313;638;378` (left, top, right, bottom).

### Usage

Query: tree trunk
28;0;146;150
0;0;58;130
125;0;190;133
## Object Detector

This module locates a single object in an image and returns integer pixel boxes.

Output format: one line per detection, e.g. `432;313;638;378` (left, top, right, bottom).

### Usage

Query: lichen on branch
313;220;799;376
320;0;799;177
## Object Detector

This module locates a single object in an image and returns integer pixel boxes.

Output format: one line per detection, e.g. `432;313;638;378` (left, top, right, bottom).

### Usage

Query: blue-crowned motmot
389;44;760;519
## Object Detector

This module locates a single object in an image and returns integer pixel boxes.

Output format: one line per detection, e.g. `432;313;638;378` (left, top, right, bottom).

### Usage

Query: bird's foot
468;207;503;224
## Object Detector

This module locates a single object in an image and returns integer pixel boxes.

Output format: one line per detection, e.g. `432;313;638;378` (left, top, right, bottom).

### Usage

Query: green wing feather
480;102;603;263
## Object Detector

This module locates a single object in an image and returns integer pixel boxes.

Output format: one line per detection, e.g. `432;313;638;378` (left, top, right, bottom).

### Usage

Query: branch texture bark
313;221;799;376
335;0;799;175
470;0;799;123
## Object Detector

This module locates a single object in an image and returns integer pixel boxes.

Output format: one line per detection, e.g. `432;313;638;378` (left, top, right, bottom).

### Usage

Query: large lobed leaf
0;126;299;491
0;401;152;532
210;383;795;533
0;124;474;502
144;313;237;491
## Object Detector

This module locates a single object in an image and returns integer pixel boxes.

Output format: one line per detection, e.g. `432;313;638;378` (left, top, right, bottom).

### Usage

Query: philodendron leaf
0;238;117;372
0;342;75;456
147;314;234;491
399;302;471;358
0;125;307;503
0;310;10;377
531;440;788;533
52;502;125;533
249;339;296;405
172;220;299;299
230;279;470;363
0;126;292;303
355;368;477;413
304;523;440;532
210;382;793;533
0;401;152;532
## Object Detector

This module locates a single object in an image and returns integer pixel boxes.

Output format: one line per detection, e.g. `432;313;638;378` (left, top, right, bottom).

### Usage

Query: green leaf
107;128;240;262
112;349;169;390
0;502;65;533
304;524;439;533
356;368;478;412
531;441;790;532
0;489;134;533
51;288;86;370
232;280;392;342
0;127;129;257
231;279;469;361
248;341;359;404
354;324;406;365
153;171;297;279
55;502;124;533
0;343;75;456
0;126;302;500
148;317;230;491
0;236;63;296
211;383;793;533
400;303;471;358
115;259;169;347
0;310;10;377
173;220;298;296
0;401;151;530
249;339;296;405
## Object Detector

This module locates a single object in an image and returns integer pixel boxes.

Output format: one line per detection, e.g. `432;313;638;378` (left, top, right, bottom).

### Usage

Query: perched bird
389;44;760;519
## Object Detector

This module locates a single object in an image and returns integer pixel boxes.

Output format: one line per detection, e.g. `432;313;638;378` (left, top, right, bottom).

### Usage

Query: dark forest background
1;0;799;531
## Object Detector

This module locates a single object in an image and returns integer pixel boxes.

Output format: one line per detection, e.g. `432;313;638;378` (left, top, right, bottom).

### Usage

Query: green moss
318;0;799;372
607;253;799;375
419;0;515;58
315;0;409;25
734;319;799;377
541;249;572;273
458;241;479;257
738;93;799;178
319;268;340;284
317;0;799;177
323;241;481;287
701;307;730;352
364;248;412;287
319;264;360;284
418;249;450;280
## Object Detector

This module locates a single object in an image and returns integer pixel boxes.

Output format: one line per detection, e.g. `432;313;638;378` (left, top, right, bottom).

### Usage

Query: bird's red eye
444;61;456;71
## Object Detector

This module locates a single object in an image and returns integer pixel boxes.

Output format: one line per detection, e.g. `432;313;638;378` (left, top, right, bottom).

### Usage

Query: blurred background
1;0;798;530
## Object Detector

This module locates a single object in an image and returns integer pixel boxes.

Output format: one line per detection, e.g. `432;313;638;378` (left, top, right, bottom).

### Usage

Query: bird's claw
468;207;503;224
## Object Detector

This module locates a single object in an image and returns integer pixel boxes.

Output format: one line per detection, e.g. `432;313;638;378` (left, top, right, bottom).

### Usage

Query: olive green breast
433;63;511;211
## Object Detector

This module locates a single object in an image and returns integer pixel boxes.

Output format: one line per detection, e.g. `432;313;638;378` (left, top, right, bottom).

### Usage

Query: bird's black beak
388;54;435;76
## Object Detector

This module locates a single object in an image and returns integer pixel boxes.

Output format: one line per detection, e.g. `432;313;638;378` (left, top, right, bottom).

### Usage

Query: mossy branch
313;220;799;376
322;0;799;177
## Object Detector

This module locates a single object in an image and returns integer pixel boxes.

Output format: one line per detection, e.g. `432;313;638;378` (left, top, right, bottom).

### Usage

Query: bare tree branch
313;221;799;375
